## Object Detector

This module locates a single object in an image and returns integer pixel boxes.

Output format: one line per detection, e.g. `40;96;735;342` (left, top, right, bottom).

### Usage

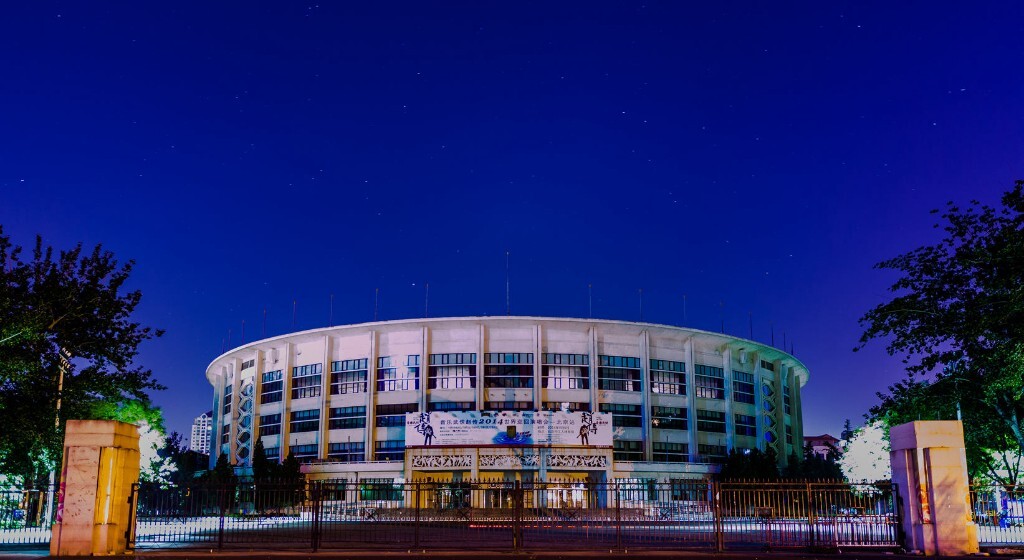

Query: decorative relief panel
411;454;473;468
547;454;608;468
479;454;540;468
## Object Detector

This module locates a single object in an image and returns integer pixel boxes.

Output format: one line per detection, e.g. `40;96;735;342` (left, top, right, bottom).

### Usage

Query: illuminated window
694;364;725;400
330;359;367;395
613;440;644;461
653;442;688;463
291;363;323;399
258;413;281;436
289;409;320;433
650;359;685;395
260;370;283;403
598;355;641;392
735;414;757;437
484;353;533;388
374;440;405;461
429;353;476;389
697;443;727;462
289;443;318;463
376;403;418;427
328;406;366;429
696;409;726;433
376;355;420;391
600;403;642;427
652;406;687;430
327;441;364;463
733;371;755;404
542;353;590;389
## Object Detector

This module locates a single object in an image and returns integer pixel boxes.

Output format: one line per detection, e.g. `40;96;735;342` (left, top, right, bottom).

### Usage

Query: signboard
405;411;612;447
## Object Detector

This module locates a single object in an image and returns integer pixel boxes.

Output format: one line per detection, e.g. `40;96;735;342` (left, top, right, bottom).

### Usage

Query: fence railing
970;483;1024;545
0;485;57;547
129;479;901;552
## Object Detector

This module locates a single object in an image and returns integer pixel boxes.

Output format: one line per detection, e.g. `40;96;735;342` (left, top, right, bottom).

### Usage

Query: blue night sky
2;2;1021;442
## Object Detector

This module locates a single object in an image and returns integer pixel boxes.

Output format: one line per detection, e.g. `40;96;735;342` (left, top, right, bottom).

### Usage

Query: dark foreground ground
4;546;1024;560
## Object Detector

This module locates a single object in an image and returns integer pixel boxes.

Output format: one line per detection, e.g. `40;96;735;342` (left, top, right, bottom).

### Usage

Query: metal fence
0;485;56;547
971;483;1024;545
129;479;901;552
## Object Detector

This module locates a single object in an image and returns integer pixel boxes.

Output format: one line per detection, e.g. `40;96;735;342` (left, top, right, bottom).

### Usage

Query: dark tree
252;438;275;481
785;444;844;480
858;181;1024;484
717;448;779;480
161;431;209;484
0;228;163;480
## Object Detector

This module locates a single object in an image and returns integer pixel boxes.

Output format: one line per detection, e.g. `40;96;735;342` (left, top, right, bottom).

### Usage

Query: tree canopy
858;181;1024;483
717;448;780;480
0;227;163;481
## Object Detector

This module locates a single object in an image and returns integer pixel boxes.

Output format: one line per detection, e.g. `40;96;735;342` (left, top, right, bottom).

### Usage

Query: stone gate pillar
49;419;141;556
889;420;978;556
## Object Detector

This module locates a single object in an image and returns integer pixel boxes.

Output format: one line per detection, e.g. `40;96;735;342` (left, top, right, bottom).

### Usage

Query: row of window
248;436;738;464
251;357;782;402
613;441;691;462
256;403;771;436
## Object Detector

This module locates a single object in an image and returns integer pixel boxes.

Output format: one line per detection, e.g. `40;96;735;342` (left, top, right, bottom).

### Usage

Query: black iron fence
970;483;1024;545
0;485;56;547
129;479;901;552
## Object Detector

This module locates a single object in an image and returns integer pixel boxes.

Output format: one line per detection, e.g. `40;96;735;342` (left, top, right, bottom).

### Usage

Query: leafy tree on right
858;181;1024;484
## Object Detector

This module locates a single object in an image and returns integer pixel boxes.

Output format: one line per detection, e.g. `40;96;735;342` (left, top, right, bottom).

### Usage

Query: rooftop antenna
783;331;787;352
424;282;429;318
329;294;334;327
639;288;644;322
227;328;232;348
771;322;775;346
719;301;724;333
505;250;510;316
748;311;753;339
241;320;245;344
374;288;380;321
221;338;225;354
262;307;267;337
588;283;593;318
683;294;687;324
292;300;297;329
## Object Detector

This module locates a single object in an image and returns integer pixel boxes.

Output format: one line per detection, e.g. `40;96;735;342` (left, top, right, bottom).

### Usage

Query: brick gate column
49;419;140;556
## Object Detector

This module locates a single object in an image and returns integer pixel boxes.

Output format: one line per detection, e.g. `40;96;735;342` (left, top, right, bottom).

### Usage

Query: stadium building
206;317;807;483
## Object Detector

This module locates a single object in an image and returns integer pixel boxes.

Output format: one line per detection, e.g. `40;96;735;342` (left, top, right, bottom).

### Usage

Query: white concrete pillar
889;421;979;556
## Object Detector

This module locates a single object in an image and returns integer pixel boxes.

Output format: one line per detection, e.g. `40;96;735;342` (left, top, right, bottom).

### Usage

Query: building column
792;370;805;450
364;330;377;464
253;349;265;460
227;359;240;465
640;330;652;461
751;351;765;452
684;338;697;462
533;324;543;411
772;359;785;467
280;342;294;459
722;346;734;452
320;334;333;461
420;326;429;412
476;323;485;410
588;326;598;411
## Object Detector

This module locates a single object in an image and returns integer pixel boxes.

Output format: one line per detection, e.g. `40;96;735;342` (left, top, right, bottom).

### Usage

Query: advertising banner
405;410;612;447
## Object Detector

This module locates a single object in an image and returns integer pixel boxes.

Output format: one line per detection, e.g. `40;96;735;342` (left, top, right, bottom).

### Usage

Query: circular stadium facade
206;316;808;482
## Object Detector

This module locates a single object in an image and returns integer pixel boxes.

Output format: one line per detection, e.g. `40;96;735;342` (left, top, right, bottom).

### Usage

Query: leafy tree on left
0;227;163;482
